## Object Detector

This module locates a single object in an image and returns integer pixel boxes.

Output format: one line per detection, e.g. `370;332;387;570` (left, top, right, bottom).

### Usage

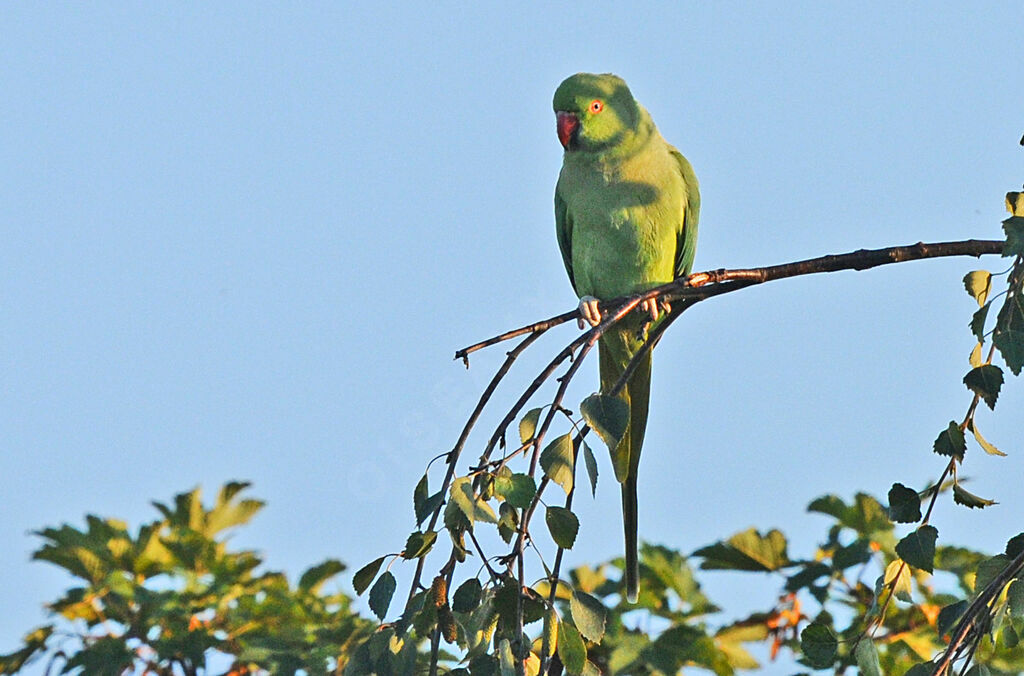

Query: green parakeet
553;73;699;603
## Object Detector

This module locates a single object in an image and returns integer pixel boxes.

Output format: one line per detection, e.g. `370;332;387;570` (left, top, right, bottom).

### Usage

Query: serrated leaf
540;434;575;496
964;271;992;306
557;619;587;675
369;570;396;620
452;578;482;613
994;272;1024;375
888;483;922;523
402;530;437;559
580;393;629;458
854;638;882;676
581;441;598;497
570;591;607;643
519;408;542;444
938;600;968;636
800;624;837;668
953;483;996;509
493;473;536;510
971;302;991;342
963;364;1003;410
933;421;966;461
884;559;912;602
967;420;1006;456
546;507;579;550
1003;215;1024;257
895;525;937;573
353;556;386;595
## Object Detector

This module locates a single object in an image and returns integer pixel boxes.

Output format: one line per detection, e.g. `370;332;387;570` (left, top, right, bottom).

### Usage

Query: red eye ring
589;100;603;113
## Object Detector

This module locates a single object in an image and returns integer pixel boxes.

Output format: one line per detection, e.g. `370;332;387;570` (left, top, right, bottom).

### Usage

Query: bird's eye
589;100;603;113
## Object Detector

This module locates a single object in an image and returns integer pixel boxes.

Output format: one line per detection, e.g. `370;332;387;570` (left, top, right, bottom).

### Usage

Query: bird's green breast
558;134;686;300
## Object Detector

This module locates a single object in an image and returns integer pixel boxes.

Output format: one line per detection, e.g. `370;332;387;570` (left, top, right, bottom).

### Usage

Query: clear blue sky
2;4;1021;673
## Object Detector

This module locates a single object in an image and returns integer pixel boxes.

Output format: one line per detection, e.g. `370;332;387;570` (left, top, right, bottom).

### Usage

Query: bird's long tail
598;327;652;604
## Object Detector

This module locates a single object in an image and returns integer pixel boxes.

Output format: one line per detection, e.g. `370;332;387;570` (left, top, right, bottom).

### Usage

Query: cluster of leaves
0;483;372;676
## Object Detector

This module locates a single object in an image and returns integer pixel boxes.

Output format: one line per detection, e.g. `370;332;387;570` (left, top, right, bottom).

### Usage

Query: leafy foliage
0;483;373;675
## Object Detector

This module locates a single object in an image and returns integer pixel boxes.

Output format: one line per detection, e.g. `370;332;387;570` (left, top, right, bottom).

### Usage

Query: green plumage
553;73;699;602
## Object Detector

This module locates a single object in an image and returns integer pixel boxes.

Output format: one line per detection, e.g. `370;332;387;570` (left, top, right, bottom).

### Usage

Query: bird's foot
577;296;602;329
639;297;671;323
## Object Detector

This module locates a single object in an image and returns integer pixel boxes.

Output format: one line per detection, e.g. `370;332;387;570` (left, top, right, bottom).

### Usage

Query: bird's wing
554;186;578;295
669;147;700;279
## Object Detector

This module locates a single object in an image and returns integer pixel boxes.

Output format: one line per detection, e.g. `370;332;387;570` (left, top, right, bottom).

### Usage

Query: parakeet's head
553;72;640;153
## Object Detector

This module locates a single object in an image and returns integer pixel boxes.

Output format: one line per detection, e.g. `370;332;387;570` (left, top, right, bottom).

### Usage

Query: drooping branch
455;239;1004;361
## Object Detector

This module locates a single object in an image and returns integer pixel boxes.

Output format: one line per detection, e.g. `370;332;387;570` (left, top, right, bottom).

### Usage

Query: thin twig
408;331;543;606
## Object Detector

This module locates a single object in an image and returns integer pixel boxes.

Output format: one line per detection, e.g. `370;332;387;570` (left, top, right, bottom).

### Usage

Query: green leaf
414;474;444;526
581;441;599;497
298;558;345;593
953;483;996;509
1004;623;1020;649
546;506;579;550
1006;532;1024;557
933;421;966;461
937;600;968;636
895;525;937;573
799;624;837;669
540;434;575;496
557;618;587;675
785;562;830;592
493;472;536;510
353;556;386;595
580;393;629;454
497;502;517;543
1008;579;1024;618
1003;215;1024;257
970;302;991;342
450;477;498;528
964;270;992;306
402;530;437;559
452;578;483;613
963;364;1004;410
854;638;882;676
904;662;937;676
369;570;397;620
693;528;789;572
884;559;912;602
569;590;607;643
519;407;542;444
887;483;922;523
975;554;1009;592
497;638;515;676
994;272;1024;375
833;538;872;570
968;420;1006;456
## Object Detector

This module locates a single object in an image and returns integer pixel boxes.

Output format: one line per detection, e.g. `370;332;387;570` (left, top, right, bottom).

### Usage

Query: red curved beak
556;111;579;149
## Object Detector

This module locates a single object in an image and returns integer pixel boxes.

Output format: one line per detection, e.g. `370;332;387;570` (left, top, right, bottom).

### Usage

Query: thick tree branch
455;239;1004;361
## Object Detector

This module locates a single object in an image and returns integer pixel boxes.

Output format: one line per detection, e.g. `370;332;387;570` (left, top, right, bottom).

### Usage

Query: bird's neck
588;105;657;168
